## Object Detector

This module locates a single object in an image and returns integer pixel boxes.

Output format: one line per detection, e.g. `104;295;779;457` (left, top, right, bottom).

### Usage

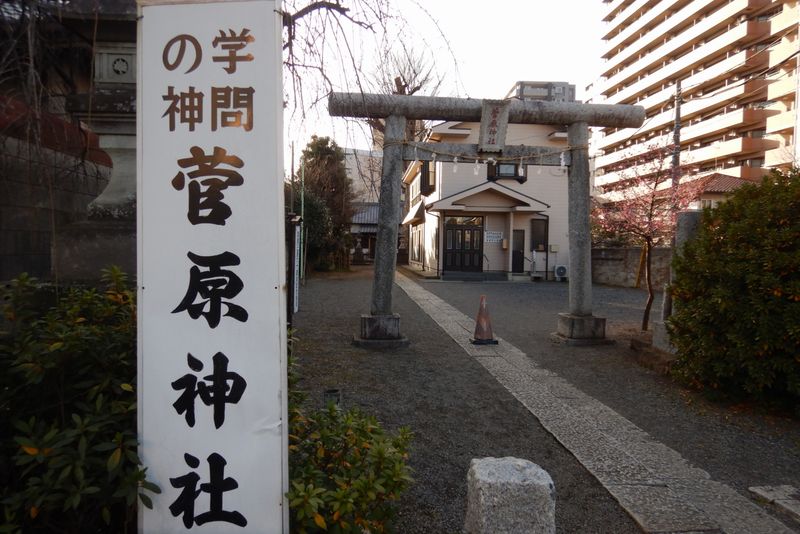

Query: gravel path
292;268;640;533
292;266;800;533
416;275;800;505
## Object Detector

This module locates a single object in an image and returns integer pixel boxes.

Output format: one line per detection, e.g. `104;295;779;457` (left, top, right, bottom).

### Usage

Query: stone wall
591;247;671;289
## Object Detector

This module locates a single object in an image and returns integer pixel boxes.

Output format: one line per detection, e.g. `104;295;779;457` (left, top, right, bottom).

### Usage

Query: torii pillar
329;93;644;347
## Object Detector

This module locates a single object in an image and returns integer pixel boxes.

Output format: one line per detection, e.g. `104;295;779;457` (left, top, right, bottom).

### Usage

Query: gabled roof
428;181;550;213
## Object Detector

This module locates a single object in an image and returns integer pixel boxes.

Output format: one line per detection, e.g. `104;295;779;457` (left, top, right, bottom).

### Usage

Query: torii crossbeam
329;92;644;346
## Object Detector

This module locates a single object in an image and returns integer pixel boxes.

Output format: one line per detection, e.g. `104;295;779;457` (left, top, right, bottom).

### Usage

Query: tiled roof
702;174;752;194
351;203;380;225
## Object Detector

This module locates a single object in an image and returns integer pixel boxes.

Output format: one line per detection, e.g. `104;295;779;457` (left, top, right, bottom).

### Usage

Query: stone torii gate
329;93;644;346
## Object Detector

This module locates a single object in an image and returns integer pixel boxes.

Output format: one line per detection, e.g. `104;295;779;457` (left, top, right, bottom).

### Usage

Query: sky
285;0;607;160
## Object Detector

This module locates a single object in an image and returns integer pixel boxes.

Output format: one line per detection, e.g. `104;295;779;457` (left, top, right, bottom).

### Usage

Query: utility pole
663;79;684;321
671;79;682;187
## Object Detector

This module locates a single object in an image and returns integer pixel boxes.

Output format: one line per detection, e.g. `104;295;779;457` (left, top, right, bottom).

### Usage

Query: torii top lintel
328;92;645;129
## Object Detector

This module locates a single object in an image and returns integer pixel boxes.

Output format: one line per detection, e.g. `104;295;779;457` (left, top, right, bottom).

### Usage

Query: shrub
0;268;159;534
0;274;411;533
669;170;800;407
287;405;412;534
286;352;412;533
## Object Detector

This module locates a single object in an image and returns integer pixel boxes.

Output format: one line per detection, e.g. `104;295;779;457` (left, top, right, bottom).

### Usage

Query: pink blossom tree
592;143;705;331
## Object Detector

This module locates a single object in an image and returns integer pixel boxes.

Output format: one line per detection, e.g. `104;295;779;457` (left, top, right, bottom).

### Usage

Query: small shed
350;202;380;263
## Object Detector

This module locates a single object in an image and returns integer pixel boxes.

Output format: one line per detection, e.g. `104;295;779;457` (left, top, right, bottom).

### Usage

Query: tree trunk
641;239;654;331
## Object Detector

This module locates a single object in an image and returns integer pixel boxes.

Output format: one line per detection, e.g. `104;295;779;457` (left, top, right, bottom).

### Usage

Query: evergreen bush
669;170;800;408
286;350;412;533
0;273;412;533
0;268;159;533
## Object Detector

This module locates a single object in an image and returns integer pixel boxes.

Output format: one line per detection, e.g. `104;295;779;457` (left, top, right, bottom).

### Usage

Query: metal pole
300;163;305;280
290;143;295;211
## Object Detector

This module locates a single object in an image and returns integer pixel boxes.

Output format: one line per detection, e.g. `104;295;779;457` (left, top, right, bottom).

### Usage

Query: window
445;216;483;226
530;219;548;252
420;161;436;196
409;175;421;205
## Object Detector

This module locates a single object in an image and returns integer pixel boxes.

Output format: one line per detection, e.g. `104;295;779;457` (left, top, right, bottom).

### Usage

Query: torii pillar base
552;313;614;346
352;314;410;349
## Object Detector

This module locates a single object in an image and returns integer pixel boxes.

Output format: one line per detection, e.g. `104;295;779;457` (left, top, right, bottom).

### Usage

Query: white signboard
293;224;300;314
485;231;503;243
478;99;510;153
137;1;286;532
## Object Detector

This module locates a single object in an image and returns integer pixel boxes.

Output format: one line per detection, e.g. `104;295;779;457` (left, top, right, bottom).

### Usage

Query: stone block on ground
464;457;555;534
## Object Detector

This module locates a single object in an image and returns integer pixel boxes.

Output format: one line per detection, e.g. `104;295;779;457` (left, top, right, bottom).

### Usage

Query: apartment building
591;0;799;192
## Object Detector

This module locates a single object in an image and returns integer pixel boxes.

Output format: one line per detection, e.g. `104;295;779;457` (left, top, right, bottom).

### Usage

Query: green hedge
669;170;800;408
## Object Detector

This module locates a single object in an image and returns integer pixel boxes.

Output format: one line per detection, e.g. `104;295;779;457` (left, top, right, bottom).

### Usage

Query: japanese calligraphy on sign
138;1;286;532
478;99;511;153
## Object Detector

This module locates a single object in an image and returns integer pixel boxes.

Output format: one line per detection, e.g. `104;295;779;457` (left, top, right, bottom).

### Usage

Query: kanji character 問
211;86;254;131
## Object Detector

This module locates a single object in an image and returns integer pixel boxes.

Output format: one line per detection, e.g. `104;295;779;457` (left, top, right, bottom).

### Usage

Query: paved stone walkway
396;272;795;534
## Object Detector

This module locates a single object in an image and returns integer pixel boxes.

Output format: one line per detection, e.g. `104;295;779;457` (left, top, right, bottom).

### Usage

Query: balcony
603;0;690;51
602;48;768;113
601;42;769;108
707;164;770;180
600;0;768;94
596;79;769;152
684;136;778;165
603;0;758;74
684;108;769;142
602;0;646;24
766;109;796;133
767;73;797;100
770;2;800;36
595;136;778;186
595;108;769;169
765;145;796;167
600;21;769;107
769;38;799;70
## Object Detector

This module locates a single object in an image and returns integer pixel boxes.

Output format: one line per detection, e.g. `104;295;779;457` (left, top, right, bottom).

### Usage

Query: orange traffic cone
471;295;498;345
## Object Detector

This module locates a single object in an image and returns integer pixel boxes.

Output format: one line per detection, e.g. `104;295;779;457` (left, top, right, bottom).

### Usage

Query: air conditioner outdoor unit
554;265;568;281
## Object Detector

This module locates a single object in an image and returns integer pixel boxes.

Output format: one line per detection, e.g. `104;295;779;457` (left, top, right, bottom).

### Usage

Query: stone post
555;122;608;344
464;457;556;534
567;122;592;316
354;114;409;347
653;209;702;352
